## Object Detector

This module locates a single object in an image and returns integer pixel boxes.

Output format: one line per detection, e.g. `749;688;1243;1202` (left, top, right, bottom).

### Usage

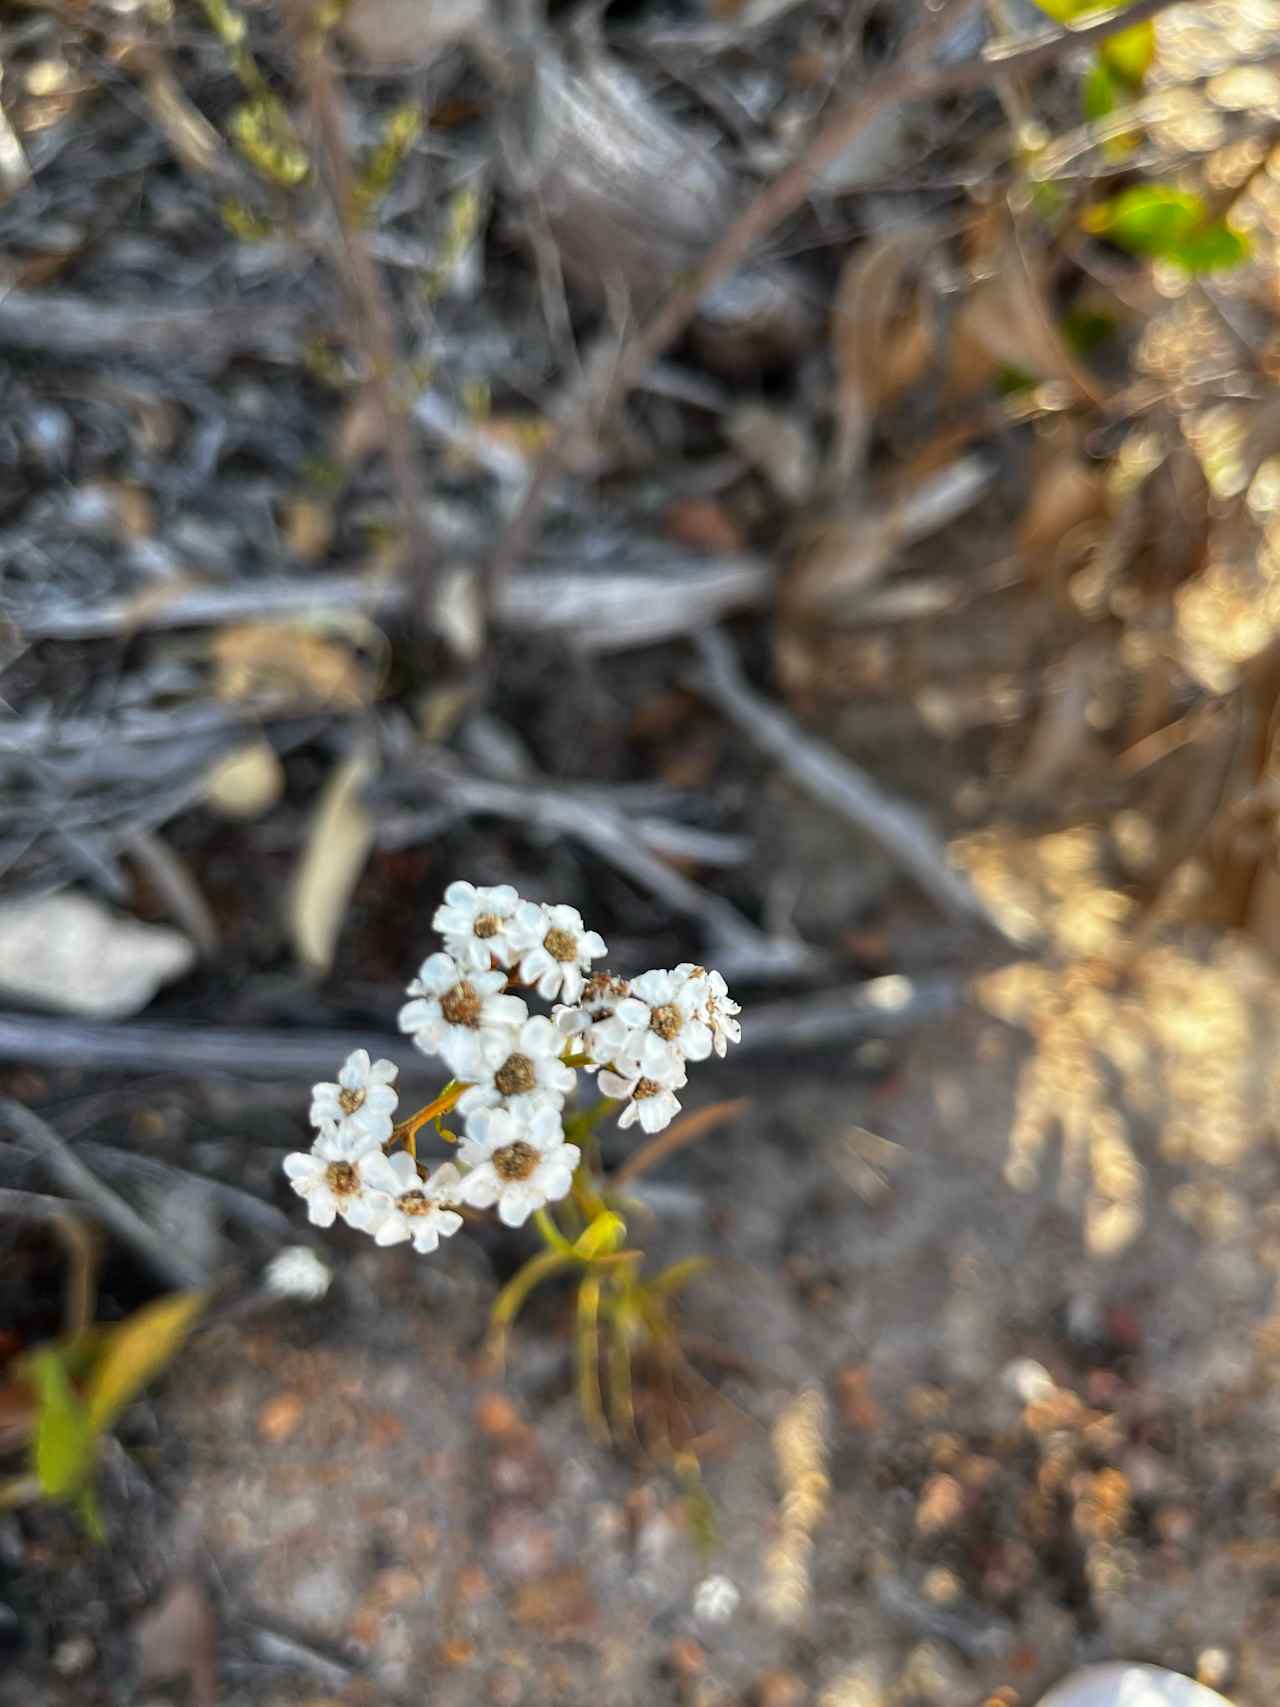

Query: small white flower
264;1245;332;1302
507;901;607;1005
597;1058;687;1133
456;1014;578;1117
282;1128;392;1230
456;1104;580;1228
432;880;522;971
607;967;714;1081
692;1574;739;1624
676;964;742;1057
359;1153;465;1253
398;951;527;1077
309;1049;399;1143
553;972;635;1047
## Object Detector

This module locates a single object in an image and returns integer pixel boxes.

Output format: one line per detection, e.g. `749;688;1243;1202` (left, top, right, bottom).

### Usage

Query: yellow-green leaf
28;1348;95;1502
1083;185;1251;273
1101;19;1155;85
573;1211;626;1262
84;1290;207;1435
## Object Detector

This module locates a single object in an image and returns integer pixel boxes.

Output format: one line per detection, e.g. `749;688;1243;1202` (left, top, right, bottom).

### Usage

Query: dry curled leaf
212;620;374;710
288;745;376;975
830;230;936;482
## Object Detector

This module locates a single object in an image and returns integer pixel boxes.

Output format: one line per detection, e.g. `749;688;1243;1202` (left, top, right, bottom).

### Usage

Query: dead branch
0;290;306;367
691;628;993;929
0;976;958;1080
0;1097;209;1289
12;556;772;649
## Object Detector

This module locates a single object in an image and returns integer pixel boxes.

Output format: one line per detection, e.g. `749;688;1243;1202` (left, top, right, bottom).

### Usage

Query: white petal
398;997;439;1034
428;1162;463;1200
497;1183;537;1227
375;1215;411;1246
337;1048;371;1090
616;1101;641;1130
344;1191;392;1231
597;1070;636;1099
283;1151;325;1183
458;1165;500;1208
306;1193;338;1227
557;966;584;1004
435;1209;464;1238
442;879;479;909
417;952;462;994
410;1224;441;1253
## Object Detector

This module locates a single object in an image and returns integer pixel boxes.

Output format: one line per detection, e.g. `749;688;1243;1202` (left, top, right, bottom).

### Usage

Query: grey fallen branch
0;1096;209;1290
394;752;818;981
0;290;307;369
11;556;771;653
0;978;956;1079
692;628;995;930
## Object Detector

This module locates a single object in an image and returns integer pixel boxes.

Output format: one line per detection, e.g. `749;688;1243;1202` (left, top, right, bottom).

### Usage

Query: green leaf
1174;223;1252;273
1082;58;1119;124
1101;19;1155;85
84;1290;207;1436
573;1211;627;1262
28;1348;95;1503
1084;184;1204;252
1083;185;1250;273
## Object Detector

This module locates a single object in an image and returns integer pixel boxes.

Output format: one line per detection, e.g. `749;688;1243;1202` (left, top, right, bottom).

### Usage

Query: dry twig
692;629;992;928
0;1097;208;1290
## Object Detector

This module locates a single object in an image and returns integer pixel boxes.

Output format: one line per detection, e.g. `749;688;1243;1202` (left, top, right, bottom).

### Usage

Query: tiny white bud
265;1245;332;1302
692;1573;739;1625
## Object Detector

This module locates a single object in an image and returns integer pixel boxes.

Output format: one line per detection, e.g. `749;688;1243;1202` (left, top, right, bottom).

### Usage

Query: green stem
533;1207;574;1255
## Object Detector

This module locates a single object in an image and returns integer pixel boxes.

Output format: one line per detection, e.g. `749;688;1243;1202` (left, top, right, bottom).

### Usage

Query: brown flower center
543;927;578;963
494;1054;537;1097
492;1140;538;1181
440;982;482;1027
633;1078;662;1100
325;1161;359;1195
473;913;501;939
337;1086;365;1114
396;1190;433;1217
582;971;628;1010
650;1003;683;1040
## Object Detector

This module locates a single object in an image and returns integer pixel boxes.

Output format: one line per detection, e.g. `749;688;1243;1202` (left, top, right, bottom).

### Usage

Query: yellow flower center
544;927;578;963
474;913;501;939
396;1190;433;1217
337;1086;365;1114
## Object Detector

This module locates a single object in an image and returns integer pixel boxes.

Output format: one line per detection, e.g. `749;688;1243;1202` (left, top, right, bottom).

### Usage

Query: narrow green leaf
28;1348;95;1502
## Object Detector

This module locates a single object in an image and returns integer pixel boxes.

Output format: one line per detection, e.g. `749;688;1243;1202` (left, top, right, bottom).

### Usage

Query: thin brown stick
484;0;1185;598
613;1098;751;1190
281;0;437;639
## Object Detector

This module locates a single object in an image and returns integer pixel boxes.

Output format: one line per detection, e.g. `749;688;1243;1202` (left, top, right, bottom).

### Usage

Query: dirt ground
4;985;1280;1707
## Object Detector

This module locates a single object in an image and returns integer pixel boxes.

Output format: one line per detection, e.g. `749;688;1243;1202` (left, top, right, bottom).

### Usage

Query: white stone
0;891;195;1019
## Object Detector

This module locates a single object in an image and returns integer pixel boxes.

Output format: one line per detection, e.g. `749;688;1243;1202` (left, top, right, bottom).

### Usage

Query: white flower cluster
283;883;741;1252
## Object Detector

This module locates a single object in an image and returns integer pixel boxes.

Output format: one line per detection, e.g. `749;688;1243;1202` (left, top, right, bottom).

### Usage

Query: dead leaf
665;497;748;555
1017;450;1107;566
84;1289;207;1435
288;745;376;975
830;230;935;481
282;496;335;563
212;621;373;710
134;1578;219;1707
945;242;1100;405
203;741;284;820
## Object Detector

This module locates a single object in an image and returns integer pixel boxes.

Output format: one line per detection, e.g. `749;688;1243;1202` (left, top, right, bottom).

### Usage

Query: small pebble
693;1574;740;1625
